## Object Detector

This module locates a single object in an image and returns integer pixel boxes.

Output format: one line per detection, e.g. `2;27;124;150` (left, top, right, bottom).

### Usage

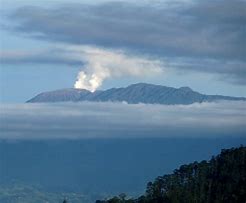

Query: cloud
2;0;246;85
0;101;245;139
0;48;82;65
1;45;246;85
7;1;246;60
167;57;246;85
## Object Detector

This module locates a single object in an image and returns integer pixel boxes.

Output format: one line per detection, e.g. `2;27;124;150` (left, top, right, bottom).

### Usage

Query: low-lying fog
0;101;245;139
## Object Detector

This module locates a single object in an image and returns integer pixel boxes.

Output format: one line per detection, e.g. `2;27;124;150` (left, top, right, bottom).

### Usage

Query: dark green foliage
143;146;246;203
97;146;246;203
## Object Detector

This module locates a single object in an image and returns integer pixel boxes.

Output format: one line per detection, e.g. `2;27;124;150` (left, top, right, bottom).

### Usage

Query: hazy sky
0;0;246;102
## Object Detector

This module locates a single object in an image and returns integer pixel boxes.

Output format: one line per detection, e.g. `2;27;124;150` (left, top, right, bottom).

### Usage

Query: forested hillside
96;146;246;203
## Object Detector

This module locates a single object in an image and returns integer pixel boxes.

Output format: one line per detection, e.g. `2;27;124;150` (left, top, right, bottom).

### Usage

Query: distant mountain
27;83;246;104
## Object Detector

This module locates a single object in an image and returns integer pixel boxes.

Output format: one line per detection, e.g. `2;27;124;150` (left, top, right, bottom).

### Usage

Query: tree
96;146;246;203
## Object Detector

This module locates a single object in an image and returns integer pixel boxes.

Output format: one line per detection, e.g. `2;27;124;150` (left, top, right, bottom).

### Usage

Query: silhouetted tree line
96;146;246;203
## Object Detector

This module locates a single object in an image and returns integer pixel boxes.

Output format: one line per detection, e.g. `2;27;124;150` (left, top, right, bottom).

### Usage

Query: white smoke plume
73;47;163;92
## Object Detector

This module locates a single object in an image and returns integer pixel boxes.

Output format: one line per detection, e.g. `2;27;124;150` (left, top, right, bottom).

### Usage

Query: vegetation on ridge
96;146;246;203
0;146;245;202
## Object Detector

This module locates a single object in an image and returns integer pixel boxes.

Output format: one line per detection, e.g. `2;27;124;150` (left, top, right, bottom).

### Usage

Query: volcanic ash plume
74;64;110;92
74;47;163;92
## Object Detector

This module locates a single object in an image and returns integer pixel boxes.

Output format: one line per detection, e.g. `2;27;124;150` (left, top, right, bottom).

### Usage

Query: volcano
27;83;246;105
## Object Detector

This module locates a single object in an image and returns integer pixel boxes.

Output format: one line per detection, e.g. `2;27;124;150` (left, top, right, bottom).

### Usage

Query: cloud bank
2;0;246;85
8;0;246;60
0;101;245;139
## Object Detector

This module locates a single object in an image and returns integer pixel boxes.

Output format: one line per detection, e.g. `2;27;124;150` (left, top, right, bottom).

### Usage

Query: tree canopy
96;146;246;203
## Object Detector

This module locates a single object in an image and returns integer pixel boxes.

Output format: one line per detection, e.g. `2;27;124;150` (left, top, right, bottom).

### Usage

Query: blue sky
0;0;246;102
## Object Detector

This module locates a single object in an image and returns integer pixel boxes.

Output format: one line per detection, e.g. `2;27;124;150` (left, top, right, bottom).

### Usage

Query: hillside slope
97;146;246;203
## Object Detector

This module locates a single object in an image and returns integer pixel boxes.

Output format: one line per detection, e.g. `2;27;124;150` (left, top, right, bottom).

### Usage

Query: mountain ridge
27;83;246;104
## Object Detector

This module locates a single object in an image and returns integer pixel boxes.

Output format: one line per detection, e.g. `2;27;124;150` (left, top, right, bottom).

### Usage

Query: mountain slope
97;146;246;203
27;83;246;104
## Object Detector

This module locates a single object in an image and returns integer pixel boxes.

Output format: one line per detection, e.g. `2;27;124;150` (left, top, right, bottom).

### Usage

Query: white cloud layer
0;101;245;139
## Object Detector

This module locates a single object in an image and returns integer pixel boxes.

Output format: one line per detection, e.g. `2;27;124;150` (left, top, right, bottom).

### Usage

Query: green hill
97;146;246;203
